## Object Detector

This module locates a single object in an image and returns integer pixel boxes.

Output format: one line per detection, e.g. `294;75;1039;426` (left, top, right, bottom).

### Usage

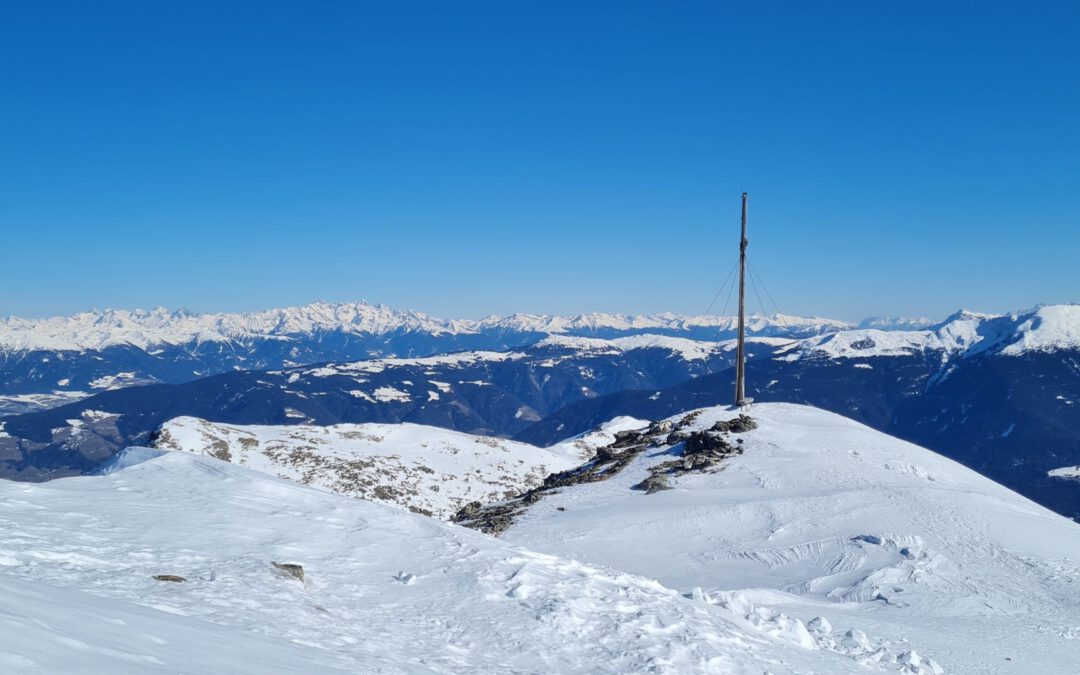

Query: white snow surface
1048;466;1080;480
152;417;579;519
0;448;880;674
546;415;653;461
537;334;725;360
505;403;1080;674
783;304;1080;360
0;301;848;353
0;391;91;416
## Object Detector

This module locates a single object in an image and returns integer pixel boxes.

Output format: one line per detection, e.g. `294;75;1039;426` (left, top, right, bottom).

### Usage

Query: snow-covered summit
996;304;1080;355
500;403;1080;674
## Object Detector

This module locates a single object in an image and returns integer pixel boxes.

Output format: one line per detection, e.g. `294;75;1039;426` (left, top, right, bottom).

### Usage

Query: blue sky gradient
2;1;1077;321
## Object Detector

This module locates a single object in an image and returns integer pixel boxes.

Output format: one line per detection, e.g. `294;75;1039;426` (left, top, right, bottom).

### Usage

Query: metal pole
734;192;748;406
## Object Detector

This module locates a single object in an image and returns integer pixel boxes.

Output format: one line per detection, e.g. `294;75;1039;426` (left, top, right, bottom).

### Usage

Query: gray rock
272;562;305;582
632;474;672;494
153;574;186;583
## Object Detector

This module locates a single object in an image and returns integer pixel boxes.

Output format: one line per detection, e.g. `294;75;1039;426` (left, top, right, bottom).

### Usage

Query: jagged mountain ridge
0;300;851;353
0;301;852;410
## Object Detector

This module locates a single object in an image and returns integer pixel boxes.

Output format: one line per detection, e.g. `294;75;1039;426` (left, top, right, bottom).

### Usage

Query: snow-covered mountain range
0;301;849;353
4;304;1080;520
3;404;1077;672
0;301;851;411
5;301;1072;419
781;305;1080;360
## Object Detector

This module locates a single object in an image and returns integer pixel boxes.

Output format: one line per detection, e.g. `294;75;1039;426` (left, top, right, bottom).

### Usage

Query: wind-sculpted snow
502;403;1080;674
153;417;579;519
0;448;877;674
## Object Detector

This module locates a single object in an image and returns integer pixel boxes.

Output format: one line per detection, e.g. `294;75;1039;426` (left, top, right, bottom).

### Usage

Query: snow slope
0;449;878;674
504;403;1080;674
153;417;579;519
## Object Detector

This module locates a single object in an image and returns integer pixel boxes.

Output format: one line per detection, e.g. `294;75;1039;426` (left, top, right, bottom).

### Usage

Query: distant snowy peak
0;302;450;352
997;304;1080;356
0;301;853;353
787;304;1080;360
857;316;933;330
478;311;848;336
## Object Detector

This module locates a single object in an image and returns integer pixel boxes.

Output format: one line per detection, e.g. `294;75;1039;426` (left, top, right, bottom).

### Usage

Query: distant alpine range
1;301;1079;522
0;300;864;409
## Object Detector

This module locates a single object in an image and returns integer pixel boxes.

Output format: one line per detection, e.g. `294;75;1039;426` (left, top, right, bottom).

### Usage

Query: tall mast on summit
734;192;749;407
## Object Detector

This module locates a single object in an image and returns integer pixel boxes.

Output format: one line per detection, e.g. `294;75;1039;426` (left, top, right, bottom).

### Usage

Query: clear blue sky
2;1;1077;321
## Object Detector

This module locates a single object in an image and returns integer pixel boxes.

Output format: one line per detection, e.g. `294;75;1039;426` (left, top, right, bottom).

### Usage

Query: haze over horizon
3;1;1077;320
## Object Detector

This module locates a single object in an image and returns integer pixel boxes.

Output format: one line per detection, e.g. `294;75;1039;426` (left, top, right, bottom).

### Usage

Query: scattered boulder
452;501;483;521
648;420;673;435
593;445;620;462
611;430;644;448
632;474;672;494
153;574;186;583
711;414;757;433
272;562;305;582
458;428;656;533
521;490;543;505
684;431;734;456
665;431;690;446
458;414;757;525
